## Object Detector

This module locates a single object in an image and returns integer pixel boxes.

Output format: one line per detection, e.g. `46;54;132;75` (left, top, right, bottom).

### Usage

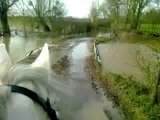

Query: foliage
139;24;160;33
89;1;99;23
23;0;65;32
136;42;160;104
142;9;160;25
7;16;101;36
101;72;160;120
139;8;160;33
90;0;160;32
96;37;111;43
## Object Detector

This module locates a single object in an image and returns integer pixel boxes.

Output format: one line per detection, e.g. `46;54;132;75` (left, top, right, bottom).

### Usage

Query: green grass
101;72;160;120
139;24;160;33
96;37;111;43
95;54;160;120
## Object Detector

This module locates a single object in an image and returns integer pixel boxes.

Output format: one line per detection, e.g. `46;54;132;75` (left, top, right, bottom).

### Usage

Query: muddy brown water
1;34;122;120
54;39;122;120
98;42;151;81
0;33;56;63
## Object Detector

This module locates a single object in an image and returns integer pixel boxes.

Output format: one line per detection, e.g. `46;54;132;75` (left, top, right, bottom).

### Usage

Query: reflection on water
57;41;121;120
1;34;51;63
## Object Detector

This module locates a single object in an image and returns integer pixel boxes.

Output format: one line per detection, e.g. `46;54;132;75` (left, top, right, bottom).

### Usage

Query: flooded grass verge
94;38;160;120
93;53;159;120
119;31;160;43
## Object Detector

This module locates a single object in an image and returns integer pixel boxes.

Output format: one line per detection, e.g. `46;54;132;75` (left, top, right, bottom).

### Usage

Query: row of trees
90;0;160;31
142;8;160;27
0;0;109;36
0;0;65;35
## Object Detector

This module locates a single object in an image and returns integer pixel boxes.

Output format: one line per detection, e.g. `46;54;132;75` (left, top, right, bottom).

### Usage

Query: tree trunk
131;2;143;30
0;1;11;35
134;10;141;30
38;16;51;32
0;11;11;35
152;73;160;104
125;13;129;27
131;14;139;30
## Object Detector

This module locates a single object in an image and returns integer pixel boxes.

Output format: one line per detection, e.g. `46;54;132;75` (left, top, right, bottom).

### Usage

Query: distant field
139;24;160;33
8;17;39;31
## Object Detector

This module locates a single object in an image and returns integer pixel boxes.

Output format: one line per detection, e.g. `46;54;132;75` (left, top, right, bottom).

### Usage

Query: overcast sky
12;0;103;18
62;0;99;18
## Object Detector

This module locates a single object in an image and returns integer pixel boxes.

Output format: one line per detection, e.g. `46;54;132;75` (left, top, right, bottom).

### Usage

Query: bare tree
89;1;99;23
27;0;65;32
131;0;152;30
104;0;123;38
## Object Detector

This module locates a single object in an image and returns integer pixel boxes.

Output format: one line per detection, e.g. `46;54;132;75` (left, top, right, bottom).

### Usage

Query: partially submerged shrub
136;44;160;104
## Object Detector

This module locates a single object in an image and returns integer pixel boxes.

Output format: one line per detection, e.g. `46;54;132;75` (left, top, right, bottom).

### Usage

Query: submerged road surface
51;38;122;120
14;37;123;120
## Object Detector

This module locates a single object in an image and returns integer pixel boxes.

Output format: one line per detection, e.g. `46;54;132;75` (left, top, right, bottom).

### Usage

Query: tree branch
8;0;19;8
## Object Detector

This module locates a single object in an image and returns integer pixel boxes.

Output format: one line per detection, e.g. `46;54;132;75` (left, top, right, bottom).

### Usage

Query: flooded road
66;42;107;120
1;34;122;120
54;39;122;120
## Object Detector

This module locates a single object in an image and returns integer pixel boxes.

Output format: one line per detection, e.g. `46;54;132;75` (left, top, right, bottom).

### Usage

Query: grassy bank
139;24;160;33
95;61;160;120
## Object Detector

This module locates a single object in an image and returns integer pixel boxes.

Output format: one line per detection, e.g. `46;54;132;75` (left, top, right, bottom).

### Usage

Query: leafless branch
8;0;19;8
